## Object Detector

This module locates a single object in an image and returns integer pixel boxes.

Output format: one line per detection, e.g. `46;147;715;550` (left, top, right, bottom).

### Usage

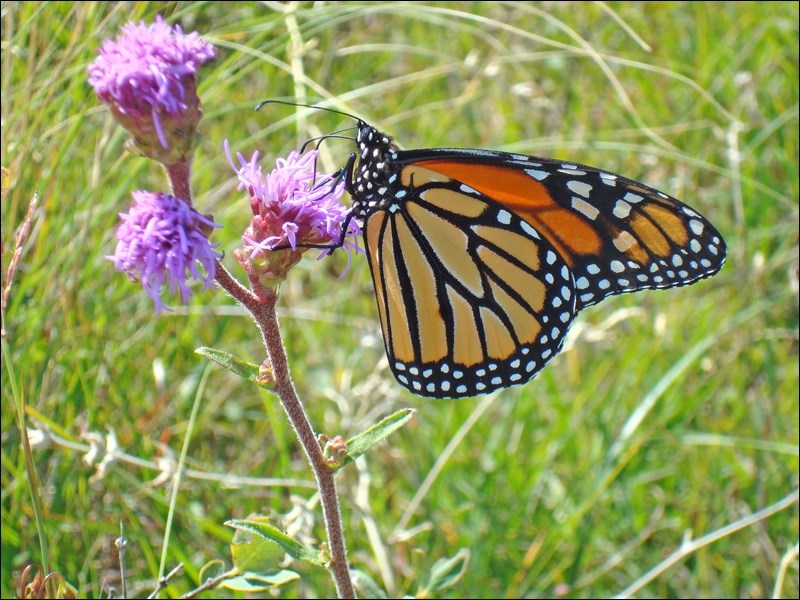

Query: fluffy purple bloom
225;142;362;282
110;191;222;313
88;16;217;160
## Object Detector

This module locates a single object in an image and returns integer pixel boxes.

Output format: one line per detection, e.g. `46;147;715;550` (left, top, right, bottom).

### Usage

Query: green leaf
195;347;274;389
338;408;415;468
225;518;325;566
220;570;300;592
230;519;284;573
418;548;470;597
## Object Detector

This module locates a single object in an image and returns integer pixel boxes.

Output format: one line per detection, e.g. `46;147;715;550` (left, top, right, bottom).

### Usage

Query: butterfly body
344;121;726;398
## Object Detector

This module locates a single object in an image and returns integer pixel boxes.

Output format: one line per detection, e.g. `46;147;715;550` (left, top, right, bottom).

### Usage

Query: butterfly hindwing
362;164;576;398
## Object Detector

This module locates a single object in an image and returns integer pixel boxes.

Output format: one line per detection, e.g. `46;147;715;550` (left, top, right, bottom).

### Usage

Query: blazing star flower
87;16;217;163
110;191;222;313
225;142;362;283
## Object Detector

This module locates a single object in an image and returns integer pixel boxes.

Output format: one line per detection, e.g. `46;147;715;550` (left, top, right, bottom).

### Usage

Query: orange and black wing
399;150;727;311
348;120;726;398
362;164;576;398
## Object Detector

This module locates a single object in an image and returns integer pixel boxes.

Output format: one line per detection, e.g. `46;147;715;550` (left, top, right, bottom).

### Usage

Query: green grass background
2;1;798;598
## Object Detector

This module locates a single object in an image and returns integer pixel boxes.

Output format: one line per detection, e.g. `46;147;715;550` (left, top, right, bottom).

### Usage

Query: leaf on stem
335;408;416;469
225;517;325;566
196;347;275;390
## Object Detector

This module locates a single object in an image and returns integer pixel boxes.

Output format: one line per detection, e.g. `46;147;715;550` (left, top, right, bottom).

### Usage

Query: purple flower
110;191;222;313
88;16;217;162
225;142;362;283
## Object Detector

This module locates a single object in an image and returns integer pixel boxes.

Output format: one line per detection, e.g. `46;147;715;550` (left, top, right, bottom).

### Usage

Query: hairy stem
165;158;193;204
215;267;355;598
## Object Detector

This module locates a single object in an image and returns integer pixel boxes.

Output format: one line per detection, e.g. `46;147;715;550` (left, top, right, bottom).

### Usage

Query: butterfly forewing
363;165;576;398
399;151;727;311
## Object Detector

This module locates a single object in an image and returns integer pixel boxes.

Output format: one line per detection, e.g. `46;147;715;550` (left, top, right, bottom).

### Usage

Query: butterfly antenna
256;99;361;123
300;129;357;154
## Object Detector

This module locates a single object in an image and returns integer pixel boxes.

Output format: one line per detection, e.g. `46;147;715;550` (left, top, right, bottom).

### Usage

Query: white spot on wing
571;197;599;220
520;221;541;239
624;192;644;203
613;200;632;219
567;180;592;198
613;231;637;252
527;169;550;181
600;173;617;182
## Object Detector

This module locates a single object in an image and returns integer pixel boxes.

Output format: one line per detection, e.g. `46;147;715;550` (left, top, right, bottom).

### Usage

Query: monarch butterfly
282;104;727;399
326;119;726;398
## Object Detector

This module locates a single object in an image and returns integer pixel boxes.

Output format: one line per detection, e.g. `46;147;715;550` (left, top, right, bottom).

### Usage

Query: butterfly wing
396;149;727;311
349;122;726;398
362;164;577;398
